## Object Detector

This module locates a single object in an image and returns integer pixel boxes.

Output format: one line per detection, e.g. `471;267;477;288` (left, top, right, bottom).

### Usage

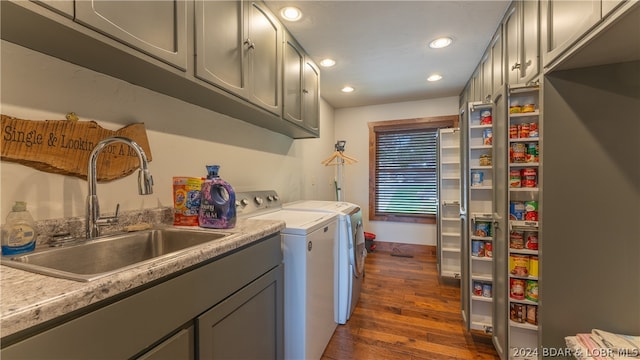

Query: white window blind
375;128;438;217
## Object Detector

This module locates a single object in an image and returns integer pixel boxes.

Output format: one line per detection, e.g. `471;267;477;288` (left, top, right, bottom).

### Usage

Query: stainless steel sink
1;227;231;282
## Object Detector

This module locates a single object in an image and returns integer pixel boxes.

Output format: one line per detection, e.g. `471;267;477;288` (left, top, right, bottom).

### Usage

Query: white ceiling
265;1;511;109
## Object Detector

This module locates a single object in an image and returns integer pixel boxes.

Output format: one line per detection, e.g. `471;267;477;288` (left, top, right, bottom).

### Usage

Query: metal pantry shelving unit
505;85;540;359
461;101;496;334
436;128;461;279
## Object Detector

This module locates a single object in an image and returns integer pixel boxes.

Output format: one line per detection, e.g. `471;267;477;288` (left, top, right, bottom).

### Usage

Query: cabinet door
541;0;601;67
283;33;304;125
490;26;504;98
521;0;540;83
504;3;520;85
136;326;194;360
198;264;284;360
247;1;281;115
75;0;188;70
302;59;320;133
481;51;492;102
195;1;247;96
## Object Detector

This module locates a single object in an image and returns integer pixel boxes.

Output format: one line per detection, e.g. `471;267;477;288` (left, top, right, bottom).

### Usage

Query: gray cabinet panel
521;0;539;82
198;264;284;360
302;59;320;133
195;1;245;94
283;35;304;124
248;2;281;113
75;0;188;70
31;0;73;18
491;26;504;98
137;326;194;360
504;4;520;85
481;51;492;101
541;0;601;67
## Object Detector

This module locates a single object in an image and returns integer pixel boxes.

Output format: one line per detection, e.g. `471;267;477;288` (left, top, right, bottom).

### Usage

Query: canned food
482;283;492;298
509;105;522;114
510;143;526;163
529;122;539;137
509;255;530;277
510;201;525;220
479;154;492;166
518;123;530;138
526;305;538;325
529;256;539;277
472;240;485;257
471;171;484;186
525;280;539;302
522;104;535;113
485;241;492;258
510;278;526;300
475;221;491;237
473;281;483;296
509;169;522;188
524;201;538;221
483;128;493;145
510;303;525;323
521;168;537;187
525;232;538;250
526;143;539;162
509;125;518;139
480;110;492;125
510;231;525;249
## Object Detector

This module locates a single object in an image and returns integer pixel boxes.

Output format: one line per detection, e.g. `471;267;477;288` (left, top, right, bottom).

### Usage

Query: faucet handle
97;203;120;226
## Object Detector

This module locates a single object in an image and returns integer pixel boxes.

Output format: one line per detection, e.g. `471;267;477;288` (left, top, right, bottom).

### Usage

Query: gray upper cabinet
490;25;504;97
541;0;601;68
480;51;492;102
283;31;319;135
302;59;320;133
504;0;540;85
75;0;188;70
196;1;282;116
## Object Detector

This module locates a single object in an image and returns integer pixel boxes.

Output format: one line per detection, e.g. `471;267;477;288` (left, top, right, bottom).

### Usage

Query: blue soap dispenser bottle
1;201;37;255
198;165;236;229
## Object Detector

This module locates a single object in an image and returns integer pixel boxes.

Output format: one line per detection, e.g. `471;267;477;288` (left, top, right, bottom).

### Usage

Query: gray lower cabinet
195;0;282;116
0;234;284;360
31;0;73;18
74;0;189;70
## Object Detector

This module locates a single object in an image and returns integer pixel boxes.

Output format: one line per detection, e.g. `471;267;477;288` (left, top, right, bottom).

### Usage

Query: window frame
368;115;458;224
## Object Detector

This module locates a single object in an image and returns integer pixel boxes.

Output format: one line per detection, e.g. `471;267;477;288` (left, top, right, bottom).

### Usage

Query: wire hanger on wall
321;140;357;201
321;140;358;166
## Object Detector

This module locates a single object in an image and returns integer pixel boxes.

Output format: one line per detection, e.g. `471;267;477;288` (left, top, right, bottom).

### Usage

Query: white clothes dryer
284;200;366;324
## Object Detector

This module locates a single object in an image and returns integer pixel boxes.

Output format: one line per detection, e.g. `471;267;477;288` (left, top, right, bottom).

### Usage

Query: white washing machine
283;200;366;324
237;191;338;360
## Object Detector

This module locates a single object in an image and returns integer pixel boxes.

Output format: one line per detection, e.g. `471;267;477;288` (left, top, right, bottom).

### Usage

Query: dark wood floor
322;242;500;360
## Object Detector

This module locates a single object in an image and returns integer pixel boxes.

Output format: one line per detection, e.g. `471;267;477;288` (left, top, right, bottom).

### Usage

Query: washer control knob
267;195;275;201
254;197;264;205
240;199;249;206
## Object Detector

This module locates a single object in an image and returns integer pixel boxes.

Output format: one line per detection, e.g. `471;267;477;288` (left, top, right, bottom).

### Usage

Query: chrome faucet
86;136;154;239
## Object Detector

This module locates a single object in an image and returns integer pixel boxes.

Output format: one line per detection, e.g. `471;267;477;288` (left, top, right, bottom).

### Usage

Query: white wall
334;98;459;246
0;41;336;221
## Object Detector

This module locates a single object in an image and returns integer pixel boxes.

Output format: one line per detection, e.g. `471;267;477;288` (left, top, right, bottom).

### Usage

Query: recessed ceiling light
319;58;336;67
341;86;355;93
429;37;453;49
281;7;302;21
427;74;443;82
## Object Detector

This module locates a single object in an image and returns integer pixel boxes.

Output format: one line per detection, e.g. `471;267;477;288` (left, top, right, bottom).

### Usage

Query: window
368;115;458;224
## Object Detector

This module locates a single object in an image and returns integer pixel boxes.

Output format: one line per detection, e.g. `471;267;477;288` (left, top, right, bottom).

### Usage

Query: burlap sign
1;114;152;182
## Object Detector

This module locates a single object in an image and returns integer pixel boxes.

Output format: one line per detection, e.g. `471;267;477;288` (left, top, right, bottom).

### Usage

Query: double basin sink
1;227;232;282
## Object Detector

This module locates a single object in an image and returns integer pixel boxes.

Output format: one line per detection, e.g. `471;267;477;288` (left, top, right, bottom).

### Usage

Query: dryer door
349;211;366;278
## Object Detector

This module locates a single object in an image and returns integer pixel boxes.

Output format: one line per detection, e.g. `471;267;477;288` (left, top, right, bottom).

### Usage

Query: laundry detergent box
173;177;203;226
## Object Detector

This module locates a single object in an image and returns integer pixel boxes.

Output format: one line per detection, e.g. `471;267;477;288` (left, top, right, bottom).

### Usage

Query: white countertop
0;218;284;338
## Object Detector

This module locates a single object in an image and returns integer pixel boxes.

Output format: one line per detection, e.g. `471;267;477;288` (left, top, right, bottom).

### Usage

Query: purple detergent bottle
198;165;236;229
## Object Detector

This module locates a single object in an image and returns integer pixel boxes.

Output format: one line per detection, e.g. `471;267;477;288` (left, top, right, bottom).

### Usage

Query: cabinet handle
511;62;521;71
244;39;255;50
302;89;309;94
